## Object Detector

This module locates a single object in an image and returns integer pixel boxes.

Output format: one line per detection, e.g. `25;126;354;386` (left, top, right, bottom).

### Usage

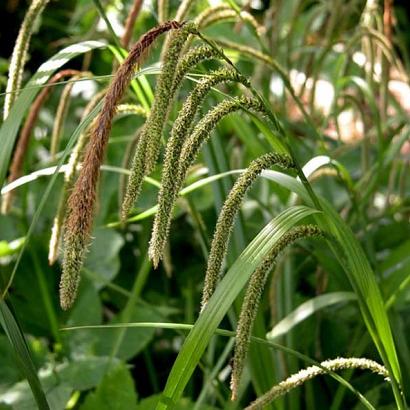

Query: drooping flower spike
149;69;251;267
121;22;195;220
245;357;388;409
60;21;182;310
201;153;296;311
230;225;324;400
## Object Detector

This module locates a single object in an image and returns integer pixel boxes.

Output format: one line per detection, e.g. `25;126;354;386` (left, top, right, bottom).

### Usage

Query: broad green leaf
84;228;124;288
80;363;137;410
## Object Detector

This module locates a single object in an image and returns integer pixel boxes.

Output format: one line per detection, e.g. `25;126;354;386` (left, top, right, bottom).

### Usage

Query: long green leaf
0;300;50;410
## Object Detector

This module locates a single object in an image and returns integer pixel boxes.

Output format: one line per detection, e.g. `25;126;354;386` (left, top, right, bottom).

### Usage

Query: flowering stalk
146;96;265;266
199;8;264;35
195;4;233;28
121;0;143;49
171;45;221;94
1;69;80;214
149;69;250;267
121;22;195;220
230;225;324;400
3;0;50;120
60;21;181;310
50;72;90;160
178;97;265;183
245;357;388;409
201;153;295;310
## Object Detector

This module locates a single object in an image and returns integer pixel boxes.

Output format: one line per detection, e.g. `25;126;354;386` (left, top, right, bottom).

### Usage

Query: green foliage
1;1;409;409
80;364;138;410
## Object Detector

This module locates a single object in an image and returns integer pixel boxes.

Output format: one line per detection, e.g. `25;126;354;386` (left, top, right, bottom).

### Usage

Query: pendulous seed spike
148;69;250;268
60;21;181;310
121;22;195;220
201;153;295;311
171;45;222;94
230;225;324;401
3;0;50;120
245;357;388;409
146;96;266;266
178;97;265;185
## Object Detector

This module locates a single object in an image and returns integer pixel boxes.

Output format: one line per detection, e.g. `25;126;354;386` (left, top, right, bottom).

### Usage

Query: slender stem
191;30;322;211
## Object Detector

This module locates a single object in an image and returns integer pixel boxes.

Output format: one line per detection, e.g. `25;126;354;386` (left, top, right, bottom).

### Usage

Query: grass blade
267;292;357;340
0;300;50;410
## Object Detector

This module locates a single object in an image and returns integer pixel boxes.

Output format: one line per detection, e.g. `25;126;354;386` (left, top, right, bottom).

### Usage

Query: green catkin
245;357;388;409
3;0;50;120
116;103;148;117
230;225;324;401
200;9;264;35
178;97;266;183
60;21;181;310
195;4;233;28
121;23;195;220
118;127;142;217
201;153;295;310
50;73;90;161
147;96;265;266
143;23;195;172
171;46;222;94
149;69;250;267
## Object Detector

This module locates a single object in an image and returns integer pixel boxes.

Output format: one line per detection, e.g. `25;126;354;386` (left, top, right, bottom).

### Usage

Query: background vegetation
0;0;409;409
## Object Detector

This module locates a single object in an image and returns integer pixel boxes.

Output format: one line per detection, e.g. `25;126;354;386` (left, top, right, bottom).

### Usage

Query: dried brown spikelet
201;153;295;310
1;69;81;215
230;225;324;401
60;21;181;310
